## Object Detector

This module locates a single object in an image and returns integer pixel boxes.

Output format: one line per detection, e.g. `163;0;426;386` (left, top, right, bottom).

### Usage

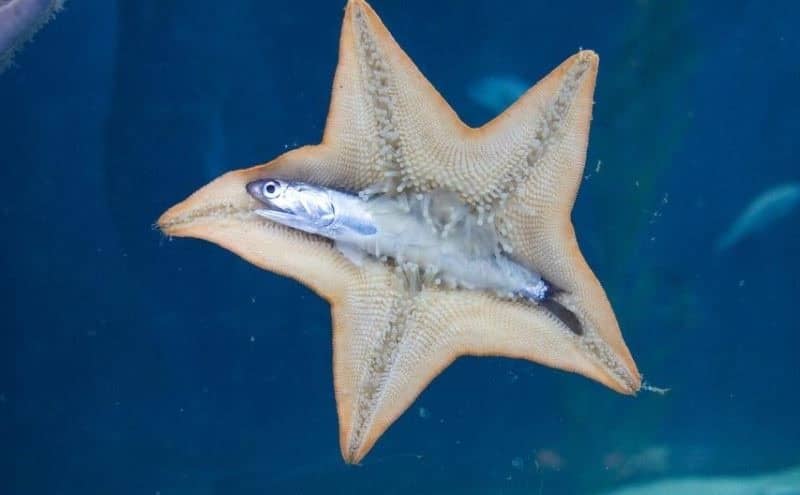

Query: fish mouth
244;179;305;227
252;207;300;226
245;180;265;203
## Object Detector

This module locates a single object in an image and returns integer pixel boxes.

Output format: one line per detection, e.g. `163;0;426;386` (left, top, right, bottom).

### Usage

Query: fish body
717;183;800;251
247;179;548;301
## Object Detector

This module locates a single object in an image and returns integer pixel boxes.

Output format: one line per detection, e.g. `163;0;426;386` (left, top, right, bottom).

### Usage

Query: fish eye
262;180;281;198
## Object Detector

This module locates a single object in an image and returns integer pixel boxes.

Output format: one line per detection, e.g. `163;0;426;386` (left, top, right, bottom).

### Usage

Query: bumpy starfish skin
158;0;641;464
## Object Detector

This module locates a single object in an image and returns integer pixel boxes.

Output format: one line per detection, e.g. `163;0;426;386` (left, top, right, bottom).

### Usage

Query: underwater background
3;0;799;493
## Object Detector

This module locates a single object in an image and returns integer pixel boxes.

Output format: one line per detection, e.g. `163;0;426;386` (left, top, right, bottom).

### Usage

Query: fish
0;0;65;72
246;178;551;303
716;183;800;251
467;75;528;113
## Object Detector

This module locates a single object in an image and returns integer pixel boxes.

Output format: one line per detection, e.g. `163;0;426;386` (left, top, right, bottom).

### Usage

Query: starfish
158;0;641;464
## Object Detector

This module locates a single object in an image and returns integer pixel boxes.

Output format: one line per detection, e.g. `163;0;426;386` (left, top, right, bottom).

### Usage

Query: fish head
247;178;336;235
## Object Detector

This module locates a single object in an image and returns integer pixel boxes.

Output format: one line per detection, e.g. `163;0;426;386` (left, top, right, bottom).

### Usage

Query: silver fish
247;178;550;302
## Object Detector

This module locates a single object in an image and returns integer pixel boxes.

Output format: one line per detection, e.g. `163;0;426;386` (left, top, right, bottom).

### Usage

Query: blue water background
2;1;799;493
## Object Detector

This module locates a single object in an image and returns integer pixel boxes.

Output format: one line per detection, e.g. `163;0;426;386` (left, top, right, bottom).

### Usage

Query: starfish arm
486;52;640;384
332;283;637;465
483;50;599;223
331;264;442;464
157;148;359;303
446;292;635;394
492;50;599;284
318;0;480;196
332;269;482;464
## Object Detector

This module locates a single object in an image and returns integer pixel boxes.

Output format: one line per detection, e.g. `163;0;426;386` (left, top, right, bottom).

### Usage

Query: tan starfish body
158;0;641;464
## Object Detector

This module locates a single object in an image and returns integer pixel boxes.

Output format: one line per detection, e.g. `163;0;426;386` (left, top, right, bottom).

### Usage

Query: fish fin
349;219;377;236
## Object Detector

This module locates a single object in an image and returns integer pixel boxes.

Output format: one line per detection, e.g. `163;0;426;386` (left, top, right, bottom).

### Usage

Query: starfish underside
158;0;641;464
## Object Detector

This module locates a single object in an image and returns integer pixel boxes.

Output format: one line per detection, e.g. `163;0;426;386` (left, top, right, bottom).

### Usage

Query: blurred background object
0;0;65;71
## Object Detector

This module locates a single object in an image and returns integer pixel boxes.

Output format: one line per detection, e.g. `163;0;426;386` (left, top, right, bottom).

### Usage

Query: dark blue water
3;1;799;494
